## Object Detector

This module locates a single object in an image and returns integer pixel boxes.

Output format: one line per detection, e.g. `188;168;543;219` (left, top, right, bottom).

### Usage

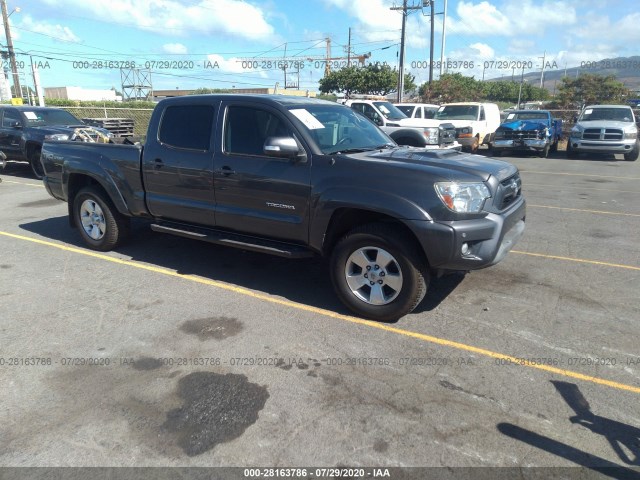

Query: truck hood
498;120;548;131
364;147;517;182
577;120;636;130
395;118;447;128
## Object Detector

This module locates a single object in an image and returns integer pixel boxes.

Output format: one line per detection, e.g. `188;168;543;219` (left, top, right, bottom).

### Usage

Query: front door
213;102;311;243
0;109;24;158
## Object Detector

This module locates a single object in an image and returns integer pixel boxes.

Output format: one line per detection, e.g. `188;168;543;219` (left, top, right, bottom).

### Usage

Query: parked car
41;94;526;322
345;99;459;150
567;105;639;161
491;110;562;158
0;106;113;179
395;103;440;120
434;102;501;152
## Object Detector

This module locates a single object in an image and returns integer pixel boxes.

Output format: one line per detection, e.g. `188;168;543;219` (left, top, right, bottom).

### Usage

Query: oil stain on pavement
180;316;244;340
162;372;269;456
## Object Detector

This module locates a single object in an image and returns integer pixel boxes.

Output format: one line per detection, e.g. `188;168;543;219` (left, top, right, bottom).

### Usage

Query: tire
624;141;639;161
550;138;559;153
330;223;429;322
566;142;578;159
29;147;44;180
73;186;130;251
539;143;550;158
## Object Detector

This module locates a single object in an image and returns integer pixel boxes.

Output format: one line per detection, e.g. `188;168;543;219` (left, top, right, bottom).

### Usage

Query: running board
150;222;314;259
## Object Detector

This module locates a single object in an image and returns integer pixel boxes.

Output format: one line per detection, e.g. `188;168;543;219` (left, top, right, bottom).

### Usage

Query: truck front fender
309;186;433;252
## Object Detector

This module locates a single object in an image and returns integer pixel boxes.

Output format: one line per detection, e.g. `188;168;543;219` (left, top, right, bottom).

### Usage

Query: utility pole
539;51;546;89
440;0;447;77
1;0;21;101
391;1;421;102
428;0;435;85
347;27;351;67
31;56;44;106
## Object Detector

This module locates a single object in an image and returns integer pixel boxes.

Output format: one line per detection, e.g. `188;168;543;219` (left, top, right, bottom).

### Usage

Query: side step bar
150;222;314;259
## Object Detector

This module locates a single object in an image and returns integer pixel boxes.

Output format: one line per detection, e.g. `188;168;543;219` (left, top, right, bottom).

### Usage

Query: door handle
153;158;163;170
219;166;236;176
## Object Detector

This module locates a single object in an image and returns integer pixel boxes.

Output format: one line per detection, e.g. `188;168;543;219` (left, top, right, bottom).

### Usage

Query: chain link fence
60;107;154;136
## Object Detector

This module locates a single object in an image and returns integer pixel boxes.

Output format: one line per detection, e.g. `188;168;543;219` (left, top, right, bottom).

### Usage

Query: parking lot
1;150;639;474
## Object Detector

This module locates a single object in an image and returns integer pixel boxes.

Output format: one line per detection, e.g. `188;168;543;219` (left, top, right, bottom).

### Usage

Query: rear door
212;101;311;243
142;102;217;226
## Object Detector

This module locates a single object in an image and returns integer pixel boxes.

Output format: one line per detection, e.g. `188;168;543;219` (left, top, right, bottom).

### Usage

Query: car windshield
579;107;634;122
22;109;82;126
289;104;394;155
372;102;407;120
506;112;549;121
434;105;479;120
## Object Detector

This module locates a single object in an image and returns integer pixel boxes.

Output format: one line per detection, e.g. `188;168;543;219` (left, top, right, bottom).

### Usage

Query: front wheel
566;142;578;159
624;141;639;161
73;186;130;251
330;224;428;322
539;143;550;158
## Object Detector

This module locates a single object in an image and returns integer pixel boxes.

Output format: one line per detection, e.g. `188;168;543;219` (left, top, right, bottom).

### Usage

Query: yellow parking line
1;230;639;394
0;179;45;188
525;183;640;194
512;250;640;271
520;170;640;180
528;204;640;217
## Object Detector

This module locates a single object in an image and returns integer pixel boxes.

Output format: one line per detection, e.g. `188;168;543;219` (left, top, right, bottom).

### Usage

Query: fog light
461;243;470;255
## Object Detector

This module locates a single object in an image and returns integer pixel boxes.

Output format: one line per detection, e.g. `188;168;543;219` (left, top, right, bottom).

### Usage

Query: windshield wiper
325;147;378;155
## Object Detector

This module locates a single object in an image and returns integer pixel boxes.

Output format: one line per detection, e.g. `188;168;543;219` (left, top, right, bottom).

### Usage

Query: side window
158;105;214;151
415;107;423;119
2;110;21;128
224;106;291;156
479;106;486;121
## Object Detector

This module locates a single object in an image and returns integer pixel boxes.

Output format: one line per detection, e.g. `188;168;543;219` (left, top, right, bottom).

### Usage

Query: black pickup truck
0;106;112;179
41;95;526;321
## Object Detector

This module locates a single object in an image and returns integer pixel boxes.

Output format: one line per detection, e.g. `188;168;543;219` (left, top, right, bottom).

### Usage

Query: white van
434;102;501;152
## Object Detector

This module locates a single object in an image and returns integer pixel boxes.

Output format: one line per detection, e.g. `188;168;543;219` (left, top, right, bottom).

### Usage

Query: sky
4;0;640;95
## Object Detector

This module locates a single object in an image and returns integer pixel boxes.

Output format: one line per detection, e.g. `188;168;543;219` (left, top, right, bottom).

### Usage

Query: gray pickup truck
568;104;639;161
41;94;526;321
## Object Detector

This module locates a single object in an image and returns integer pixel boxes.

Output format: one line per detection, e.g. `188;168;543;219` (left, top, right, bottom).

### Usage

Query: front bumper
492;139;548;152
457;136;476;148
570;139;636;153
409;197;526;271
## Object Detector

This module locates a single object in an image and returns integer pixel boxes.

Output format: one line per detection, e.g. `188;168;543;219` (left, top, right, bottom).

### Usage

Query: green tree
318;64;415;97
556;74;629;108
419;73;483;103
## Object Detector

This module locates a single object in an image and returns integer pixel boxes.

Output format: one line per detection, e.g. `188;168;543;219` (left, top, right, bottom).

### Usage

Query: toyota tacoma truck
41;94;526;322
567;105;639;161
0;106;114;179
491;110;562;158
345;99;460;150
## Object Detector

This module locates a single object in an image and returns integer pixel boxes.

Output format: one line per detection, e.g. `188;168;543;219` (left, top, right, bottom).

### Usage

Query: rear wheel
624;141;639;161
29;147;44;179
330;223;428;322
73;186;130;251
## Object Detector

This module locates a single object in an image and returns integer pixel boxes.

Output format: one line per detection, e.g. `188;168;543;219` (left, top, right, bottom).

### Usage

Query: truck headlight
44;134;70;141
570;126;583;139
434;182;491;213
624;129;638;140
457;127;472;138
423;127;439;144
494;130;505;139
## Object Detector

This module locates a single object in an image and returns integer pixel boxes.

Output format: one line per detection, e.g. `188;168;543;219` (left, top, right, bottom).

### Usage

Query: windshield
21;109;82;126
506;112;549;121
435;105;479;121
289;104;394;155
372;102;407;120
578;107;634;122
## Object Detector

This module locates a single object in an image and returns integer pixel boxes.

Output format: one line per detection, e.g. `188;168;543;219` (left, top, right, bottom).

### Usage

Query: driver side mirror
263;136;306;162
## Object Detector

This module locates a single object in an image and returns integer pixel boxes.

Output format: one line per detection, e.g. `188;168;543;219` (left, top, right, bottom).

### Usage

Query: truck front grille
499;130;539;140
497;174;522;210
583;128;623;141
